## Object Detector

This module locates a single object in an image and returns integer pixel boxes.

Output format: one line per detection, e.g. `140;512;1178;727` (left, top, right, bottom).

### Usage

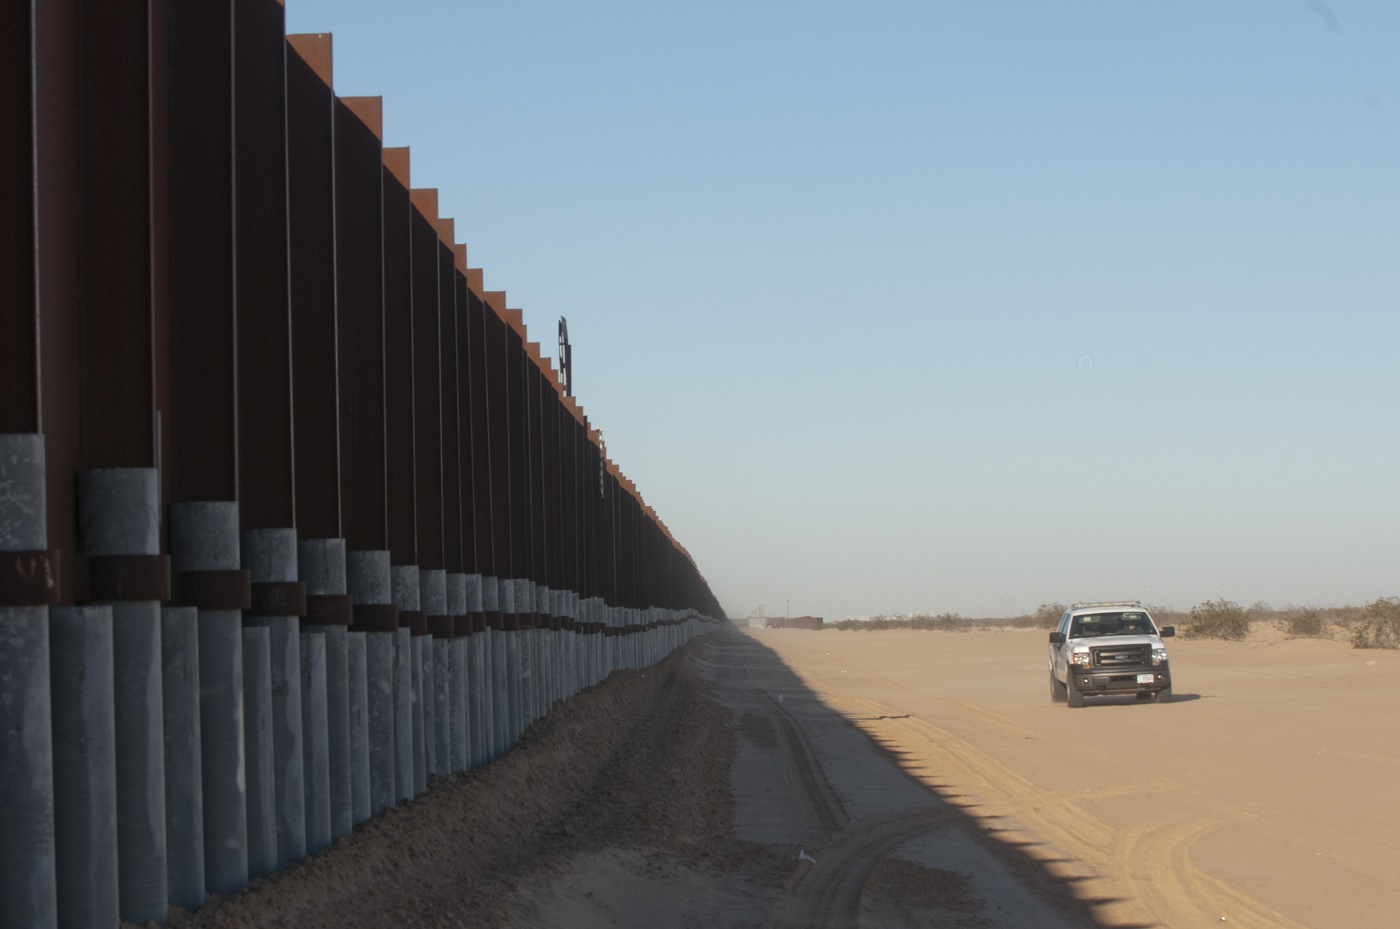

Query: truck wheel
1155;686;1173;704
1050;672;1067;702
1067;685;1085;708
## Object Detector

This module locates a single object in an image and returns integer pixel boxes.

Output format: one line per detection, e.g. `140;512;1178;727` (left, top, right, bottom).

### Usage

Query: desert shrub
828;612;971;632
1034;602;1067;629
1183;599;1250;641
1351;597;1400;649
1285;610;1327;639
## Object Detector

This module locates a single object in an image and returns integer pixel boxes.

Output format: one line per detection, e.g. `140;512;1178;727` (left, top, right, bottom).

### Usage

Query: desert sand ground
165;625;1398;929
746;624;1400;929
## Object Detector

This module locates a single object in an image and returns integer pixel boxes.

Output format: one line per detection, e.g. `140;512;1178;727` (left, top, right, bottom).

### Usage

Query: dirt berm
161;634;788;929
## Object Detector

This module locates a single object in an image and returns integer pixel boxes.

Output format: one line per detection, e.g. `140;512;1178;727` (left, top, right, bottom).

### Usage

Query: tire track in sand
748;685;960;929
754;688;847;842
764;807;960;929
827;692;1311;929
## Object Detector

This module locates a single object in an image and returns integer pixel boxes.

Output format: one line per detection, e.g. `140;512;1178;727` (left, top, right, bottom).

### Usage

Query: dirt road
750;625;1400;929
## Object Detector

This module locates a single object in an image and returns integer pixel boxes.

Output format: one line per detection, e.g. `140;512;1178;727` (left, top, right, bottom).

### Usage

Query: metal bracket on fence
83;554;172;603
350;604;400;633
305;594;354;626
247;581;308;617
0;550;62;606
177;570;252;611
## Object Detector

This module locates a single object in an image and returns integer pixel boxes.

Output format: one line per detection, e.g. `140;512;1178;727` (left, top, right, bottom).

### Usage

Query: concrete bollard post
298;624;331;854
581;598;592;689
586;599;596;688
420;570;447;780
82;470;170;921
323;622;352;838
304;540;367;829
347;630;369;824
160;606;204;911
602;605;613;680
390;566;420;801
242;528;306;870
447;574;468;774
543;591;556;710
170;500;246;900
484;577;506;759
418;630;434;781
241;625;277;880
593;600;605;687
464;574;486;768
564;592;577;700
527;582;541;724
431;633;449;777
347;551;396;815
0;434;56;929
537;585;552;716
49;606;119;929
512;580;534;732
502;579;523;748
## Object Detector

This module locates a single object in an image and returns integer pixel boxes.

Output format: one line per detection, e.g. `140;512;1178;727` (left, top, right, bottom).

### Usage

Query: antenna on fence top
558;316;572;396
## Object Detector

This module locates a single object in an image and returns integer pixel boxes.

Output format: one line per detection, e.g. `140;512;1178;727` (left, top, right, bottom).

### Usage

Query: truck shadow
1077;692;1203;706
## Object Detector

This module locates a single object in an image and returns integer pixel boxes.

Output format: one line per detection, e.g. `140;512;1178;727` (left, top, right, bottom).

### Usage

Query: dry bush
1284;609;1328;639
827;612;972;632
1351;597;1400;649
1184;599;1251;641
1034;602;1067;629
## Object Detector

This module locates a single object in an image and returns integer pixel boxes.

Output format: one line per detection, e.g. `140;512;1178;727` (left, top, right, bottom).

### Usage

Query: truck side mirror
1160;626;1175;638
1049;632;1065;644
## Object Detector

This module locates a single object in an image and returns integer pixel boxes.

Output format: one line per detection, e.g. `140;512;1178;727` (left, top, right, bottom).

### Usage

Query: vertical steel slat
33;0;82;596
168;0;237;500
483;296;513;579
77;0;159;472
382;149;416;567
287;34;342;540
235;0;295;529
335;97;388;553
447;255;470;574
409;189;443;571
526;352;547;586
0;0;37;434
504;323;530;579
465;284;493;577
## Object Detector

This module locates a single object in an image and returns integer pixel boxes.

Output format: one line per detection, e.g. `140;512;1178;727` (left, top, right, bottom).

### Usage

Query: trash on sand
796;849;817;863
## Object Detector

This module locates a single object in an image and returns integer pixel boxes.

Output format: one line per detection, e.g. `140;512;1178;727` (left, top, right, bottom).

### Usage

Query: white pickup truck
1048;601;1174;708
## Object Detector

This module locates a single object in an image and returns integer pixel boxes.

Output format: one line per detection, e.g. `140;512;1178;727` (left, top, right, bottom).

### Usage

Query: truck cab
1049;601;1174;707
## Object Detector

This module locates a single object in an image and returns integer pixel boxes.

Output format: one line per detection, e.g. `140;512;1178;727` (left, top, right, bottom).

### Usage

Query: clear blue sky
286;0;1400;619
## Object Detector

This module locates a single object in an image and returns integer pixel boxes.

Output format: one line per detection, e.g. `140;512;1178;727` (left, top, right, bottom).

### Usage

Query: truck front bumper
1069;666;1171;696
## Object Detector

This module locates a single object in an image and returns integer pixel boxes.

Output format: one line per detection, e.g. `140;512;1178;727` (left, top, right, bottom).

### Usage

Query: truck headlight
1152;647;1168;666
1071;649;1091;668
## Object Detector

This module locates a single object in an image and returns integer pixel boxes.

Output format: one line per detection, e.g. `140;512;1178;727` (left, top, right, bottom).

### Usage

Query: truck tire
1050;672;1067;702
1067;685;1085;708
1155;686;1173;704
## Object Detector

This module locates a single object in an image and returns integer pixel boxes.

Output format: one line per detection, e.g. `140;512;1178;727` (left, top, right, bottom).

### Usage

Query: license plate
1137;673;1155;684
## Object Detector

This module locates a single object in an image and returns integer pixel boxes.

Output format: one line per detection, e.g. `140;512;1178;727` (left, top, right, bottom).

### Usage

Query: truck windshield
1069;612;1156;638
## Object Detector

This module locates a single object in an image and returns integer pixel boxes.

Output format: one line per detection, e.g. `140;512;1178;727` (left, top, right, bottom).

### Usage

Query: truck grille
1092;645;1149;669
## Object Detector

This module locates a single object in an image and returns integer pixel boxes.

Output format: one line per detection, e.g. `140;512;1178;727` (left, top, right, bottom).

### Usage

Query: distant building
740;603;766;628
767;615;823;630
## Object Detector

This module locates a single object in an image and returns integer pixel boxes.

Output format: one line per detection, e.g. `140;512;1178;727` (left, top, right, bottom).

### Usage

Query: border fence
1;3;725;926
